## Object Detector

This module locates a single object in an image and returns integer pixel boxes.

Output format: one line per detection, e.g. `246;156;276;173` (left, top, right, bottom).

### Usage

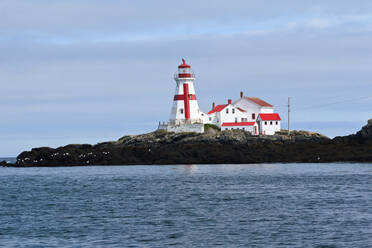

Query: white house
231;92;281;134
207;100;247;124
206;99;257;132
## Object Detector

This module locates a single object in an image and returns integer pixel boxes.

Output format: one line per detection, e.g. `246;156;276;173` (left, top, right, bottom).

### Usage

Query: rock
12;121;372;167
0;160;7;166
356;120;372;140
116;129;328;147
204;126;219;135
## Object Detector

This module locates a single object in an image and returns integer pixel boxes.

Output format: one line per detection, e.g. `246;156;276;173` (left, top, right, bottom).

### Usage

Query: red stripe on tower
173;94;196;101
178;73;192;78
183;84;190;119
172;83;194;120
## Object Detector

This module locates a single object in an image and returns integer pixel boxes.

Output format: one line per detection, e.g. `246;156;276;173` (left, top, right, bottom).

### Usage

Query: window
241;118;247;122
209;117;212;121
243;128;245;131
235;117;238;123
252;113;256;119
270;121;273;125
265;121;267;125
201;114;204;116
226;108;229;114
232;109;235;114
180;109;184;114
276;121;278;125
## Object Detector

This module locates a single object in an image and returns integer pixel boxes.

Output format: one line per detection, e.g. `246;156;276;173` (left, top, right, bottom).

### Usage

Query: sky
1;0;372;156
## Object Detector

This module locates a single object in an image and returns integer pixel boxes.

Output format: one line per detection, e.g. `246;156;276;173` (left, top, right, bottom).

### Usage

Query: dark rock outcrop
356;119;372;140
10;120;372;167
334;119;372;143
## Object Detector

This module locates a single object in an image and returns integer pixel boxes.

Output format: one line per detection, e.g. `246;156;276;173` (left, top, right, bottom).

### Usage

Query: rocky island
2;120;372;167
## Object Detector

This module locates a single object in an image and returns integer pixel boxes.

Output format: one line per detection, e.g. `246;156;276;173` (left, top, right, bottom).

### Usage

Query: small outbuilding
257;113;281;135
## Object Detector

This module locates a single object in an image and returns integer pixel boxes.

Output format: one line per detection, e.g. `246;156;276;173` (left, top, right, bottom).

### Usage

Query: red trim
173;94;196;101
245;97;273;107
236;107;246;112
183;84;190;119
178;73;191;78
258;113;281;121
222;122;255;127
178;65;191;68
208;104;228;114
178;58;191;68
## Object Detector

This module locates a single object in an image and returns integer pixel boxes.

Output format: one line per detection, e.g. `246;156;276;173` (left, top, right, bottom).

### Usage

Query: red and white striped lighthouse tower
169;59;202;124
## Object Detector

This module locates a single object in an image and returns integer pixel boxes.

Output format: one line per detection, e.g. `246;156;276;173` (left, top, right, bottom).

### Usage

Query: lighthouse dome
176;58;194;79
178;58;191;68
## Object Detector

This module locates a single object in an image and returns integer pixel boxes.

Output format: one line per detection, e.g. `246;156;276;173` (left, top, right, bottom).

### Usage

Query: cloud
1;1;372;38
1;1;372;155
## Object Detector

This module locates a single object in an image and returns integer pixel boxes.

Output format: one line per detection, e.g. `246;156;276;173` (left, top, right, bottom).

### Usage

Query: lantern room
176;58;195;79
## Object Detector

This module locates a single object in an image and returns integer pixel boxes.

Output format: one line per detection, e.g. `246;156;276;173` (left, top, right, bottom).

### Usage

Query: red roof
236;107;246;112
178;58;191;68
258;113;281;121
222;122;255;127
245;97;273;107
208;104;228;114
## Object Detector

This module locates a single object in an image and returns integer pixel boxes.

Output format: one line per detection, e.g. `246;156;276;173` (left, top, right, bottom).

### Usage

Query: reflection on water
180;164;199;174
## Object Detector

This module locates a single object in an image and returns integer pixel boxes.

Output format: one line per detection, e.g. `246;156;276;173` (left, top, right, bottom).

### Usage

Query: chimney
228;99;232;105
240;91;243;98
212;102;215;109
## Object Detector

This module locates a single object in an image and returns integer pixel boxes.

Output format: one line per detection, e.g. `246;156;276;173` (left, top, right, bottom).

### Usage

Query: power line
291;95;372;112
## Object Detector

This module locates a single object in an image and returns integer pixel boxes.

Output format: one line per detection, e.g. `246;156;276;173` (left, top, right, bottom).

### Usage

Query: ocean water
0;163;371;248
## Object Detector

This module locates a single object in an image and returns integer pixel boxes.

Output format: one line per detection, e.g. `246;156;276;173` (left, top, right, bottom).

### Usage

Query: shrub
204;124;221;132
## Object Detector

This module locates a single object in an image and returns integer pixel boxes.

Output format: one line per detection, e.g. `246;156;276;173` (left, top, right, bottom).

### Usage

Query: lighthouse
158;59;205;133
158;58;281;134
169;59;202;125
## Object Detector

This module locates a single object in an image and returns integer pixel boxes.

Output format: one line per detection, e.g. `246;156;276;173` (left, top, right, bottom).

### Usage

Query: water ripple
0;163;371;247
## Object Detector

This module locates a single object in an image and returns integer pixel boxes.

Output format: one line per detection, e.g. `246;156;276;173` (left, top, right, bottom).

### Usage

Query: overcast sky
1;0;372;156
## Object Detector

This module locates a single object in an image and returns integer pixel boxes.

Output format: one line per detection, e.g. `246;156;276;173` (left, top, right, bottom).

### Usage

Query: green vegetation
204;124;221;132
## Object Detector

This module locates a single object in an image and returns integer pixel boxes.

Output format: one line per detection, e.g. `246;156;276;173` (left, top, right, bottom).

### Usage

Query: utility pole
288;97;290;136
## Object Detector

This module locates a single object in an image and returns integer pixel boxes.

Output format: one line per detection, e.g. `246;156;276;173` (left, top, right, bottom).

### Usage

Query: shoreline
2;120;372;167
3;160;372;168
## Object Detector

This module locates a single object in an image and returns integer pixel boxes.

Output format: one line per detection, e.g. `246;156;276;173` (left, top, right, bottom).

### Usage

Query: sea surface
0;163;371;248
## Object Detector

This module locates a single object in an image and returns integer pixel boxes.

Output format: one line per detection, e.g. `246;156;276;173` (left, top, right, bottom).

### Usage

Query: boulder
356;120;372;139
